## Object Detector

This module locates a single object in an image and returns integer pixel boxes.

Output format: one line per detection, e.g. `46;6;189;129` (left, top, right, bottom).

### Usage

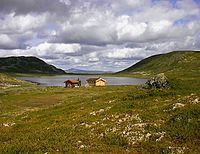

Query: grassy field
118;51;200;79
0;74;200;153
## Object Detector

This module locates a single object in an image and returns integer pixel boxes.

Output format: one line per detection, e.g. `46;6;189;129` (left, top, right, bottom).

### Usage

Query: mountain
0;56;66;74
66;68;113;74
118;51;200;78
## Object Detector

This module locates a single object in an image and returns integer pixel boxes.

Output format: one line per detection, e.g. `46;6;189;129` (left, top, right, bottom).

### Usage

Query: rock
145;73;169;88
145;133;151;140
77;140;82;144
2;122;15;127
173;103;185;110
192;98;199;104
90;111;96;116
98;109;104;113
3;123;9;127
79;145;85;149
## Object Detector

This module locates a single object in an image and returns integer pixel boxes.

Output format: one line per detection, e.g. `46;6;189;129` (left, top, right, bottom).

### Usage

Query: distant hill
0;56;66;74
118;51;200;78
66;68;113;74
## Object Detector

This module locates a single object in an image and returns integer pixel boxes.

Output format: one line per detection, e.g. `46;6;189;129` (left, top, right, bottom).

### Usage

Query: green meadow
0;73;200;153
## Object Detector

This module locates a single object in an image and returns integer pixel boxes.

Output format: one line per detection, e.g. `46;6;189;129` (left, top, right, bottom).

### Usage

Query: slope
118;51;200;78
0;73;33;88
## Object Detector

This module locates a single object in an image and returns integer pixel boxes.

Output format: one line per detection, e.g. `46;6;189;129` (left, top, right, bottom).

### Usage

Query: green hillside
0;73;28;87
0;56;66;74
118;51;200;78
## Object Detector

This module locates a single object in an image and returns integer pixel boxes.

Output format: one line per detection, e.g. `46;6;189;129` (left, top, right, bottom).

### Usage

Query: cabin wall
87;81;95;86
96;80;105;86
65;82;79;88
65;81;71;87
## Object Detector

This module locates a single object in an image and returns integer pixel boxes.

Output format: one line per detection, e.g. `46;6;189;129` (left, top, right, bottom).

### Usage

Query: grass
0;73;33;88
118;51;200;79
0;74;200;153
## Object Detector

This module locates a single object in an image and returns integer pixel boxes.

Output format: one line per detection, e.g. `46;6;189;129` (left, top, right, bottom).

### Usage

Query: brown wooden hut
64;79;81;88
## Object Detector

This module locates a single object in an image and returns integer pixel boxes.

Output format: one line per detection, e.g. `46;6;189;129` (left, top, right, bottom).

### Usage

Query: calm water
18;75;146;87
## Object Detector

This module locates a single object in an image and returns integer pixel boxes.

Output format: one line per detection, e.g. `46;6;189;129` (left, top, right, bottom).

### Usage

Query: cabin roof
86;77;106;82
64;80;79;84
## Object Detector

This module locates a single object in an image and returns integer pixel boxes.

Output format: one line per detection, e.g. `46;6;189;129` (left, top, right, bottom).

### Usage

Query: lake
18;75;146;87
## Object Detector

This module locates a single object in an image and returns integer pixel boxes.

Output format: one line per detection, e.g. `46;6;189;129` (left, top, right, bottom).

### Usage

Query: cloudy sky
0;0;200;72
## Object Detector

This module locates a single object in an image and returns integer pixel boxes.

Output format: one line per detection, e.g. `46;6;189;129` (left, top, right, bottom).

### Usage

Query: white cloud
53;9;116;45
30;42;81;56
52;0;200;45
0;0;200;71
59;0;71;6
111;0;151;13
0;12;48;33
149;20;172;33
105;48;146;59
0;34;19;49
88;57;99;62
123;0;150;8
116;16;147;41
0;12;49;49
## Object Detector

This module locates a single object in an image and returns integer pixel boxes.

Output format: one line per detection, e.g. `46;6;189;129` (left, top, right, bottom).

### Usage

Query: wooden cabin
86;77;106;87
64;79;81;88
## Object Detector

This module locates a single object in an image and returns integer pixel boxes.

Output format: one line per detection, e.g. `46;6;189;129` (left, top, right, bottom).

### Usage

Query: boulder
145;73;169;88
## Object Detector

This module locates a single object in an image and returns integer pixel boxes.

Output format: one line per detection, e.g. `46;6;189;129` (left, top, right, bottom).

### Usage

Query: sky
0;0;200;72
